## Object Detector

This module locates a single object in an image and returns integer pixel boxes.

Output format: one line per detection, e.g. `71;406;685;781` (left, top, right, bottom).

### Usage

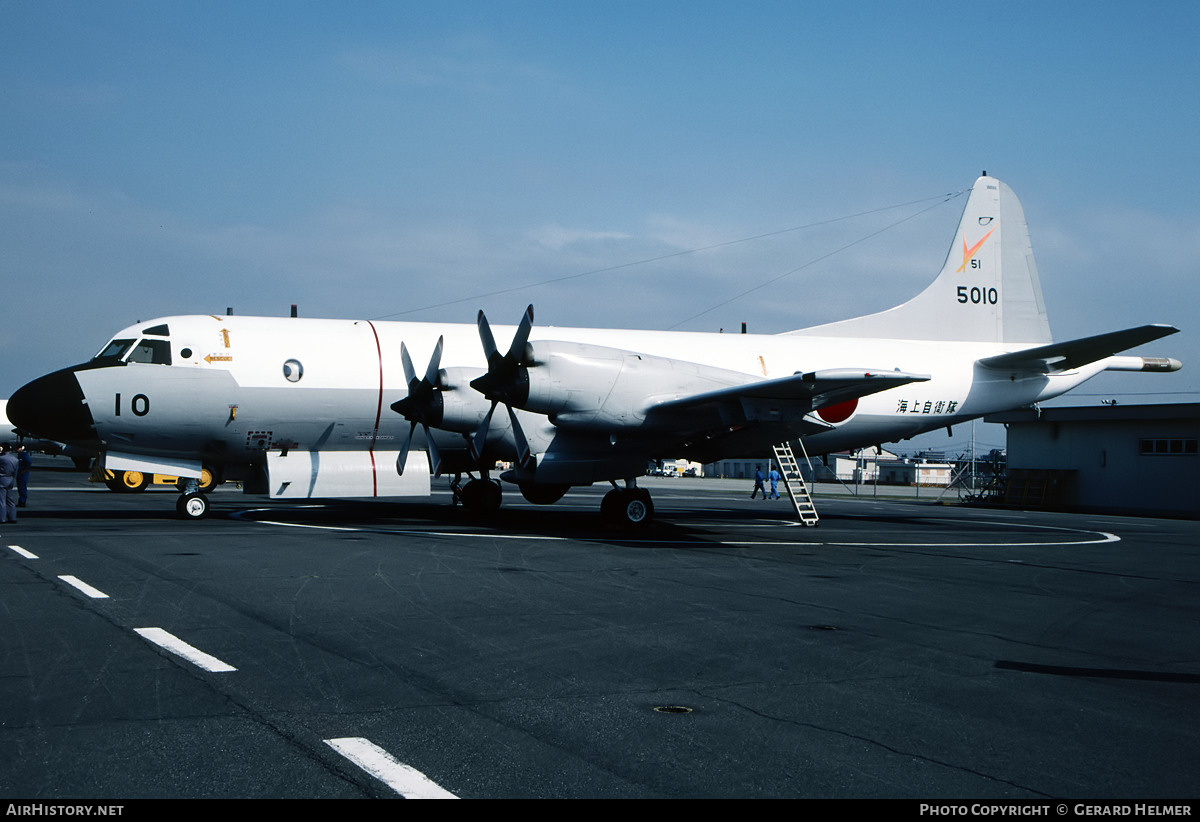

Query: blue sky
3;1;1197;454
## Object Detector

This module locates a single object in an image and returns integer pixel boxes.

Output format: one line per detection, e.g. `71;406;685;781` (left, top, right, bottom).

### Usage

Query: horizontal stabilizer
977;324;1179;373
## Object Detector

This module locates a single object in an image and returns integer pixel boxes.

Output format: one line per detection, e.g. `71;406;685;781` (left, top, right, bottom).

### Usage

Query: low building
705;446;913;483
874;458;954;487
704;457;767;480
986;403;1200;518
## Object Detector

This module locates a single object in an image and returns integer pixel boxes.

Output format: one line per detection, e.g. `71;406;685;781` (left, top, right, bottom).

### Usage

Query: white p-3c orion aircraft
7;175;1182;523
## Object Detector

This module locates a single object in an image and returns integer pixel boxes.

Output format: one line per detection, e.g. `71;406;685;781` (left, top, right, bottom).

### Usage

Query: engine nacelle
424;366;493;433
519;341;752;432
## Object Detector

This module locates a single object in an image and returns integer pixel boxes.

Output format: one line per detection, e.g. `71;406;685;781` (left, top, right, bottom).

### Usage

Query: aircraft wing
646;368;930;429
977;324;1180;373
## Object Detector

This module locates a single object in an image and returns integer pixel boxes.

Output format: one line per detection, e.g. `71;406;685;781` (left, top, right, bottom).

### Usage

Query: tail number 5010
957;286;998;305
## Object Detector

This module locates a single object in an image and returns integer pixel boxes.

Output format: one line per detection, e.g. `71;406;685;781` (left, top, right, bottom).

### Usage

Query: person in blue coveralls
751;465;767;500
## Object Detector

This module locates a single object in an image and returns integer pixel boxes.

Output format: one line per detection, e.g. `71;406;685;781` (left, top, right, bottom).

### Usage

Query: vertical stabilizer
791;175;1052;345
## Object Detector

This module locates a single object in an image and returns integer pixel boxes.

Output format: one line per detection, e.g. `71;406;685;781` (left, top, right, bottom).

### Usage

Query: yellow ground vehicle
96;467;221;493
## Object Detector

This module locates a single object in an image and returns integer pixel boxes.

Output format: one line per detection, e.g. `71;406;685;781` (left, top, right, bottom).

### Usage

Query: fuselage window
127;339;173;365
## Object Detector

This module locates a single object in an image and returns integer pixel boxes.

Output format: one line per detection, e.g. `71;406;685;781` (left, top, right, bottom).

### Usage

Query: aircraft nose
8;367;98;444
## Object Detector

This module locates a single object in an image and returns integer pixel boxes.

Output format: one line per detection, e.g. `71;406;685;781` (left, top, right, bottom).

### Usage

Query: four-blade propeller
390;306;540;476
391;336;444;476
468;305;535;469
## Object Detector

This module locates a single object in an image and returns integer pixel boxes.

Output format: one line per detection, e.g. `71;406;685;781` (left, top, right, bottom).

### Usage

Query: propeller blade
470;401;498;464
400;342;417;388
424;425;442;477
506;404;532;469
507;305;534;362
424;336;444;387
477;310;499;365
396;420;417;475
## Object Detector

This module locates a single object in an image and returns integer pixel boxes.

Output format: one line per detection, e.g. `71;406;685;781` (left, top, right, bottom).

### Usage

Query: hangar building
985;403;1199;518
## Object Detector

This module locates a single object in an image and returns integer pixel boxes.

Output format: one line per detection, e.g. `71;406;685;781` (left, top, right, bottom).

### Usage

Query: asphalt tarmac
2;462;1198;799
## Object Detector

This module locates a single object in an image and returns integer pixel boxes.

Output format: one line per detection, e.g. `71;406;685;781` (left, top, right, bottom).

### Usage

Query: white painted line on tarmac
8;545;37;559
133;627;237;673
58;575;109;598
325;737;458;799
825;533;1120;547
237;508;1120;549
232;510;570;540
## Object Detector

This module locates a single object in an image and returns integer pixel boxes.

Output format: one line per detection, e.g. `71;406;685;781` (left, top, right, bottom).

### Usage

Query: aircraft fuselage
20;313;1092;473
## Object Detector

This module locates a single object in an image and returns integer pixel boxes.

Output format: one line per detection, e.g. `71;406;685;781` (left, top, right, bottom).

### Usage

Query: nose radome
7;367;98;444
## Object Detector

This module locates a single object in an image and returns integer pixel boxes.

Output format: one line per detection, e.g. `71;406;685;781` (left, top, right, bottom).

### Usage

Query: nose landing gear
175;477;209;519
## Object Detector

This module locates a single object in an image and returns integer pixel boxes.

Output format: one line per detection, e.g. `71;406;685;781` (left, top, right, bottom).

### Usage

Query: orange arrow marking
956;227;996;273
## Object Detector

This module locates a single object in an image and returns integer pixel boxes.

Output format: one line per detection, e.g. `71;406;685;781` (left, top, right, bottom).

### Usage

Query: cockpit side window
127;339;173;365
94;338;136;362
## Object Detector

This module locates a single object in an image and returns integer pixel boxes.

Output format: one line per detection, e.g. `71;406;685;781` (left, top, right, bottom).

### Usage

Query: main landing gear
452;472;655;527
452;475;503;513
600;481;654;527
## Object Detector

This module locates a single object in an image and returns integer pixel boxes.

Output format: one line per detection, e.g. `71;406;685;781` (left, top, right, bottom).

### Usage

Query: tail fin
792;175;1052;345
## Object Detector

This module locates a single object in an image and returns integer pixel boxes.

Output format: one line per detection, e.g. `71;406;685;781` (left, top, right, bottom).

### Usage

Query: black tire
176;492;209;520
601;488;653;527
461;478;502;513
601;488;623;520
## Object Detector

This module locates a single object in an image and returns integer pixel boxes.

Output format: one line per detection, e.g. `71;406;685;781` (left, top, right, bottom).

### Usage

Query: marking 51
114;393;150;417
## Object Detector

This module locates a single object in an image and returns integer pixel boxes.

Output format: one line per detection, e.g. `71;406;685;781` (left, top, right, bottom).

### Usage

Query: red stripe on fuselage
367;321;384;496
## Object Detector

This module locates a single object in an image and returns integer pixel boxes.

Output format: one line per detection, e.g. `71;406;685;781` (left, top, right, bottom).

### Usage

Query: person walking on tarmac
768;465;781;499
751;465;767;500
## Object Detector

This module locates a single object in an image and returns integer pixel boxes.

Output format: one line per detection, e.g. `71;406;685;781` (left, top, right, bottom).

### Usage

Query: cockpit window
95;338;136;361
127;339;173;365
141;324;170;337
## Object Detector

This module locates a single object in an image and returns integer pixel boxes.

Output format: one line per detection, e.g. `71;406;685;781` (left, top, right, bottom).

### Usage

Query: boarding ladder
772;441;820;526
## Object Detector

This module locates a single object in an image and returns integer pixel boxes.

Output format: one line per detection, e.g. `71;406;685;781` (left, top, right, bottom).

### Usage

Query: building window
1139;438;1198;456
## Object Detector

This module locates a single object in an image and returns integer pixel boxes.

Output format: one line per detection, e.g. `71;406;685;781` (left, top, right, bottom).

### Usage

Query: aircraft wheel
176;492;209;520
602;488;653;527
177;466;221;493
107;470;149;493
624;489;654;526
601;488;623;520
460;478;502;513
198;465;220;491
